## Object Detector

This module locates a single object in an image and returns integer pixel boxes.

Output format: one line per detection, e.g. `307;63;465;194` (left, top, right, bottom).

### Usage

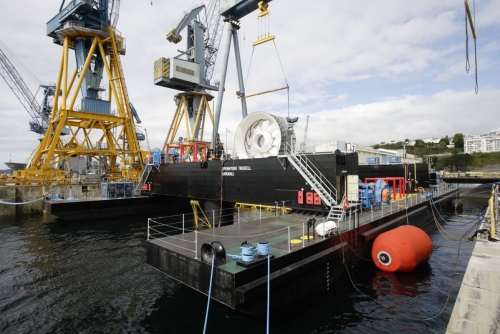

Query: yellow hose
490;196;496;239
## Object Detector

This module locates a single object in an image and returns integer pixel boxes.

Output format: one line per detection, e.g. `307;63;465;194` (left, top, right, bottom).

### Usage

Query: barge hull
147;153;430;208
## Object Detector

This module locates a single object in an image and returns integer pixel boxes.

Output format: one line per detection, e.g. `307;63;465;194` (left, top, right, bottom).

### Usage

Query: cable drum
240;242;255;262
257;241;269;256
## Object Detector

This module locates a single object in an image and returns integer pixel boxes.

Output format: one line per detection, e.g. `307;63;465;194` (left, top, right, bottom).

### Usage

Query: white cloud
0;0;499;166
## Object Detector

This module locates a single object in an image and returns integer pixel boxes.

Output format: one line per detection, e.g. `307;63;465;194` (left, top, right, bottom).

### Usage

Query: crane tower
14;0;144;184
154;1;225;152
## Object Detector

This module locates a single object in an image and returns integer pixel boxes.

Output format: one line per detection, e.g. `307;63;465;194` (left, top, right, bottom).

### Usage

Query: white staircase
279;143;346;224
134;164;155;195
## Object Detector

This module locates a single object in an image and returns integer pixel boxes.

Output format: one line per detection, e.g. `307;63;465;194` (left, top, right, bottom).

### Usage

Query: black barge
146;185;457;319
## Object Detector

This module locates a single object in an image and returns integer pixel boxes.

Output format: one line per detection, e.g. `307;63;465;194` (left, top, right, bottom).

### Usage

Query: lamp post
225;128;231;155
402;139;409;181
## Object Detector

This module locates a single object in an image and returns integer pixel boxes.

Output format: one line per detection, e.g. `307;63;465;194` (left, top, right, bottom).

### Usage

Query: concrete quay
446;188;500;334
0;183;103;218
446;241;500;333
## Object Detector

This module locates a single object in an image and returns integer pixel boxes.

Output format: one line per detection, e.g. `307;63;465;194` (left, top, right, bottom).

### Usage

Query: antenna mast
300;115;309;152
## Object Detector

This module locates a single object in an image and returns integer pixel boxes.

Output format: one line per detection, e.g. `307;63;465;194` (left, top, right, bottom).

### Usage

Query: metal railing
147;204;296;258
282;142;337;206
146;184;458;258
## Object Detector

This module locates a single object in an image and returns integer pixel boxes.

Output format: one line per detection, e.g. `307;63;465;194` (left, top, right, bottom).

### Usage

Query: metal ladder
134;164;154;195
279;143;347;224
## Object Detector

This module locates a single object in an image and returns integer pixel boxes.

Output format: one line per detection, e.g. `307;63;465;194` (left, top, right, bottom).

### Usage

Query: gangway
135;148;162;195
279;142;352;224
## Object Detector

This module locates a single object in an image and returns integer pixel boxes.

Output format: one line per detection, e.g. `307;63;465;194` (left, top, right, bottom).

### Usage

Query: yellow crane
12;0;145;185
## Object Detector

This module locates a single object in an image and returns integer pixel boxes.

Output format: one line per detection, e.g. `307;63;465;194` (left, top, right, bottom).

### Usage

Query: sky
0;0;499;166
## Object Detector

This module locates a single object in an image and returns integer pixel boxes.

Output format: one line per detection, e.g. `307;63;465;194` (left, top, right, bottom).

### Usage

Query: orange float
372;225;433;272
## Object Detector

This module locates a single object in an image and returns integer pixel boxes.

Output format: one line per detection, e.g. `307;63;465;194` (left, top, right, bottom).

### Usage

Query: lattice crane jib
0;47;58;135
15;0;143;184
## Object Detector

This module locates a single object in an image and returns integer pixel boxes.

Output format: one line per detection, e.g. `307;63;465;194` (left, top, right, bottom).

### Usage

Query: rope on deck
266;254;271;334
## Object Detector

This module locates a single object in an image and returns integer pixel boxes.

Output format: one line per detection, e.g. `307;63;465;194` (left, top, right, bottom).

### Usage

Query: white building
315;140;422;165
464;132;500;153
422;138;441;144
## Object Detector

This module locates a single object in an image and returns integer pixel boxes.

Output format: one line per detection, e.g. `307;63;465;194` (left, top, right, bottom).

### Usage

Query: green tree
414;139;425;148
440;136;450;145
452;133;464;150
449;152;472;172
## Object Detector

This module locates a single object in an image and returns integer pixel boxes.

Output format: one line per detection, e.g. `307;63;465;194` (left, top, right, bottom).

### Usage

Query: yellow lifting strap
241;85;289;99
464;0;477;39
190;200;212;229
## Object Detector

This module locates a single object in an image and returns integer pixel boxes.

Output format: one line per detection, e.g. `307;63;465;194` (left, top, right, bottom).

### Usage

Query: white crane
0;46;58;135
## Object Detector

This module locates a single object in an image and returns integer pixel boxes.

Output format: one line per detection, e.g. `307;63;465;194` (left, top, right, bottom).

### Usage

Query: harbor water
0;199;486;333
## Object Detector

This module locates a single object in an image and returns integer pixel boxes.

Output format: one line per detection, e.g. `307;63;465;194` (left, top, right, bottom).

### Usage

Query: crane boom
0;47;49;134
166;5;205;44
204;0;225;82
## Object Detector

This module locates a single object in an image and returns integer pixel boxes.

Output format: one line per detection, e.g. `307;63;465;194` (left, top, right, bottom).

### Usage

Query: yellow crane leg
190;200;212;229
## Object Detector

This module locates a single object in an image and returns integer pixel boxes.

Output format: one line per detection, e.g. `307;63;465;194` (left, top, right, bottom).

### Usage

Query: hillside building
464;132;500;153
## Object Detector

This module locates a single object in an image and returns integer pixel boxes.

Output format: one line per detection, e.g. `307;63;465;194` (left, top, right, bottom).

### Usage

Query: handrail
284;142;337;204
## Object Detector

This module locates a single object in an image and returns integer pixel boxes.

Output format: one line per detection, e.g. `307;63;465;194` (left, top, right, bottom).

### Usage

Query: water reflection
373;263;433;298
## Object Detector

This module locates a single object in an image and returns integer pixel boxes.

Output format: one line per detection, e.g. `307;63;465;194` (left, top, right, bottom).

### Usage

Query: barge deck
146;185;458;319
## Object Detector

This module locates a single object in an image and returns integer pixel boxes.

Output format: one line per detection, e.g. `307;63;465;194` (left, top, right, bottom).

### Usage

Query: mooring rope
0;197;44;205
429;197;487;242
338;198;484;322
203;254;215;334
266;254;270;334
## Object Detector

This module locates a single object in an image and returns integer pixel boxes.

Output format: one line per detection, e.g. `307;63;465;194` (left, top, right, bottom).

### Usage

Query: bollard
371;204;373;221
147;218;150;240
182;214;185;234
260;204;262;220
238;206;240;224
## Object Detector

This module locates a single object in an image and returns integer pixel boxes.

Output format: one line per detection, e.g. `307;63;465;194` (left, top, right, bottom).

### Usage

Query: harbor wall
0;183;103;218
0;186;16;217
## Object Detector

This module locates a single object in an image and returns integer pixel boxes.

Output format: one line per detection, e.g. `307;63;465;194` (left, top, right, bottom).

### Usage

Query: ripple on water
0;200;488;333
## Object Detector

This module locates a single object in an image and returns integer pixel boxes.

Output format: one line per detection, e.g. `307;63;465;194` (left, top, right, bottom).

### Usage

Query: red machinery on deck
364;177;406;201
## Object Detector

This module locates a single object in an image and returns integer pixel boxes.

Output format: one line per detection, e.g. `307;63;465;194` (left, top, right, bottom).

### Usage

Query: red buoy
372;225;433;272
